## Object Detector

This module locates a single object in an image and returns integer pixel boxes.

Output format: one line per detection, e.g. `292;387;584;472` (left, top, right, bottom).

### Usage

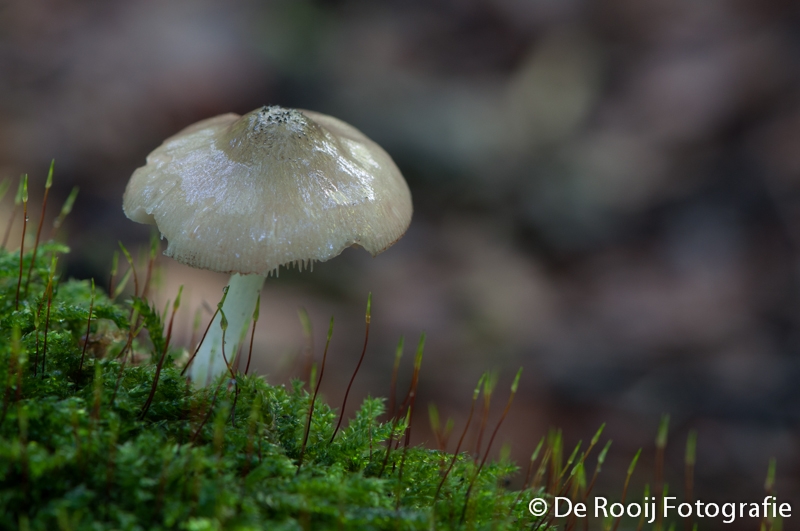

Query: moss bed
0;241;545;531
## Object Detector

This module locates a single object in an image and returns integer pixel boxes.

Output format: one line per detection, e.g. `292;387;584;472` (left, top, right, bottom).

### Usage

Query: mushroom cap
123;106;413;275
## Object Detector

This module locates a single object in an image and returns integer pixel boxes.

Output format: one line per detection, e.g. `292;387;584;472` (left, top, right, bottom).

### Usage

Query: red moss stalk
14;175;29;310
684;430;697;531
244;295;260;375
610;448;642;531
182;287;229;377
140;286;183;418
298;316;334;471
2;176;24;249
50;185;78;240
40;256;58;377
474;371;498;460
388;336;404;418
461;368;523;525
24;160;54;295
141;233;159;301
434;373;485;501
79;279;96;373
330;293;371;442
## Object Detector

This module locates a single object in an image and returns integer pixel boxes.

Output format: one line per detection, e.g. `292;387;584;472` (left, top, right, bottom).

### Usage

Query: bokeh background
1;0;798;527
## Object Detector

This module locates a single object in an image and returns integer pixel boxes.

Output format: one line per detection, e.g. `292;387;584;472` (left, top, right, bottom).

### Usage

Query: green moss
0;243;544;530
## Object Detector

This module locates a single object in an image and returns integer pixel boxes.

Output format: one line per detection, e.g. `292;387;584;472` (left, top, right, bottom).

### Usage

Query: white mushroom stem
189;273;266;386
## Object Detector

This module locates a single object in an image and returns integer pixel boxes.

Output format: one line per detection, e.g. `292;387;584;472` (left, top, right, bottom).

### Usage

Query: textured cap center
221;105;320;162
253;106;308;134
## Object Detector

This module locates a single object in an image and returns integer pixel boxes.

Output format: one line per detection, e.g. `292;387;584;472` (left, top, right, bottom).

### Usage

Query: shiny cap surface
123;106;413;275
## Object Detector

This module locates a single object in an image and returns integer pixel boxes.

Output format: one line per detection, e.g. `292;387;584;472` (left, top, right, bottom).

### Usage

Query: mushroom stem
190;273;265;386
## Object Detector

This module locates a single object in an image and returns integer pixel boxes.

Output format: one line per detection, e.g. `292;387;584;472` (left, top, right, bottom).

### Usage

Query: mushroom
123;105;412;385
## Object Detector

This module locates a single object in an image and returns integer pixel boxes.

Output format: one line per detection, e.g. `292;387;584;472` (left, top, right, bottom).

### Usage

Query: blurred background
1;0;798;526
